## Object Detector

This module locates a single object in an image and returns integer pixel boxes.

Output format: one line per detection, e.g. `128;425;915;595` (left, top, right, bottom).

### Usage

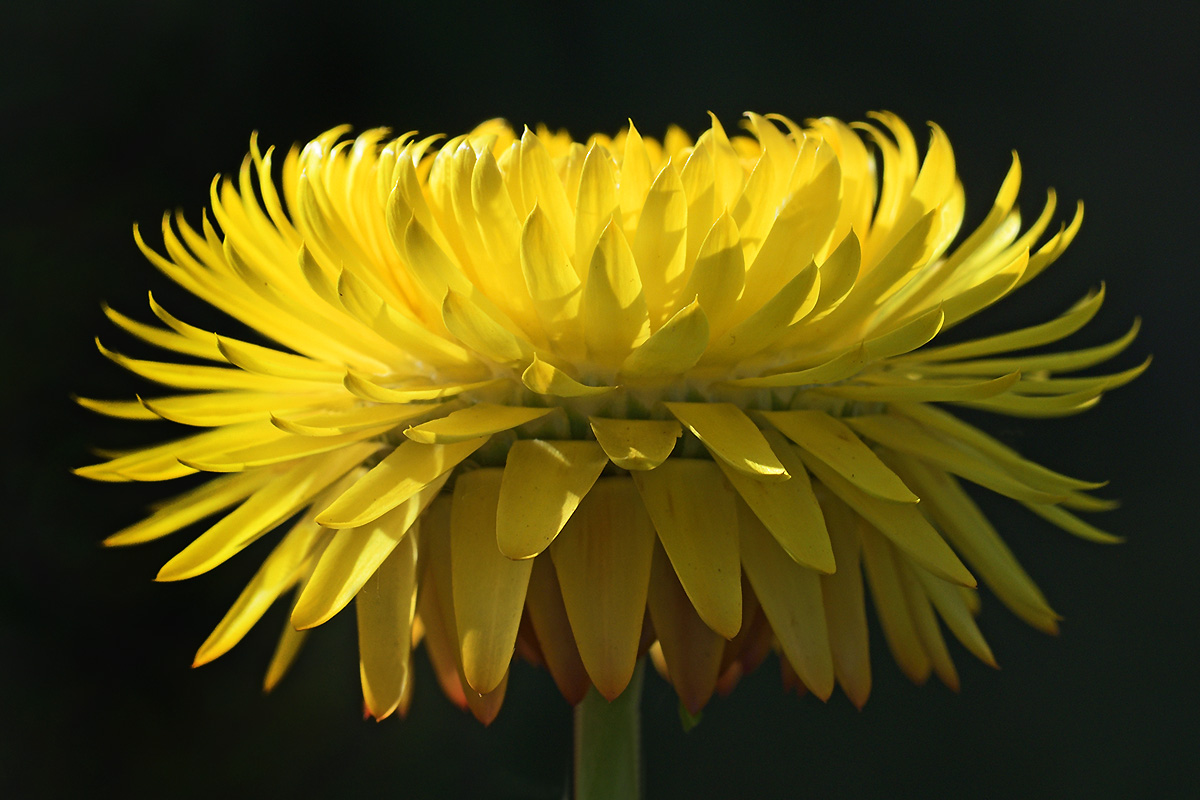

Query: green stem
573;660;644;800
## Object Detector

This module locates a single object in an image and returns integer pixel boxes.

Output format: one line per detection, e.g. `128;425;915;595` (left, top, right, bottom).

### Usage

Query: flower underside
79;112;1144;721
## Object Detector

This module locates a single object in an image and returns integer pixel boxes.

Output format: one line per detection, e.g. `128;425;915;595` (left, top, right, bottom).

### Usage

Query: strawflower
79;112;1143;791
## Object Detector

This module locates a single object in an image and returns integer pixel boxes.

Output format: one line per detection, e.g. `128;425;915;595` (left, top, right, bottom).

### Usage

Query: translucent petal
816;488;872;708
716;428;835;573
405;403;553;444
817;372;1019;403
680;211;744;333
891;402;1104;492
292;476;444;629
182;427;390;473
272;402;447;437
343;371;501;403
632;459;742;639
582;221;651;363
522;355;613;397
193;512;331;666
646;539;725;714
451;468;534;694
912;567;997;668
588;417;681;470
157;444;376;581
897;556;958;689
495;439;609;559
632;164;687;323
704;261;819;364
104;470;274;546
860;528;931;684
794;447;975;587
886;454;1059;633
762;409;918;503
737;502;835;700
317;437;487;528
524;557;591;706
664;402;788;481
356;530;419;720
551;479;655;699
619;299;710;379
846;414;1068;505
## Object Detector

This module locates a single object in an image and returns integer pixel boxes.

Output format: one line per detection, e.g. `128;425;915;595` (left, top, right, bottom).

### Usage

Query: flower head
79;112;1144;721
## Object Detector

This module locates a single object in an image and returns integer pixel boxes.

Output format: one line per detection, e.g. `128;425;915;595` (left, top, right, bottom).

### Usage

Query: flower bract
79;112;1144;721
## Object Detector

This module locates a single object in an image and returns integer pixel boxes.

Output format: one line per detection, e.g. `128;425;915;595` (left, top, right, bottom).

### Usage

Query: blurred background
3;1;1196;796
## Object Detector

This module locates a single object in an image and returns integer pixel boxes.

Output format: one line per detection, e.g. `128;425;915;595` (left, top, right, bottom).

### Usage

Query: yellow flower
78;112;1144;722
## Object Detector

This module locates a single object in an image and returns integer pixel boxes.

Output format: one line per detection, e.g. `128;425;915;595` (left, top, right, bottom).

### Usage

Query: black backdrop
4;1;1197;797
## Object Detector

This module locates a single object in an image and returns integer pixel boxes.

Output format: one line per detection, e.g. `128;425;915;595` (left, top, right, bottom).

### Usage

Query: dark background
4;1;1197;797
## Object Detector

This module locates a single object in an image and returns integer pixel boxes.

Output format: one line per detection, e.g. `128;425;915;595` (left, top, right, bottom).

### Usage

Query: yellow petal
704;261;819;364
632;459;742;639
912;567;997;668
632;164;687;323
520;204;582;336
272;402;448;437
588;417;681;470
316;437;488;528
441;288;532;364
859;528;931;684
146;391;345;427
761;409;919;503
263;615;309;693
645;539;725;714
664;402;788;481
716;428;835;573
74;395;161;420
292;476;444;629
619;299;710;379
96;338;326;393
519;127;576;263
193;511;332;666
413;495;471;710
910;318;1140;377
102;302;223;361
343;371;501;403
356;529;419;720
619;121;654;221
721;345;868;389
816;488;872;708
181;427;388;473
680;211;744;333
157;444;376;581
550;479;655;699
817;372;1018;403
1023;502;1124;544
76;420;287;483
216;336;346;382
405;403;553;444
737;501;835;699
575;143;619;270
451;468;534;694
891;402;1104;492
524;556;592;706
521;355;613;398
582;220;651;364
896;556;958;690
396;214;472;304
495;439;609;559
104;469;274;546
845;414;1067;505
882;454;1059;633
794;446;975;587
907;286;1104;364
